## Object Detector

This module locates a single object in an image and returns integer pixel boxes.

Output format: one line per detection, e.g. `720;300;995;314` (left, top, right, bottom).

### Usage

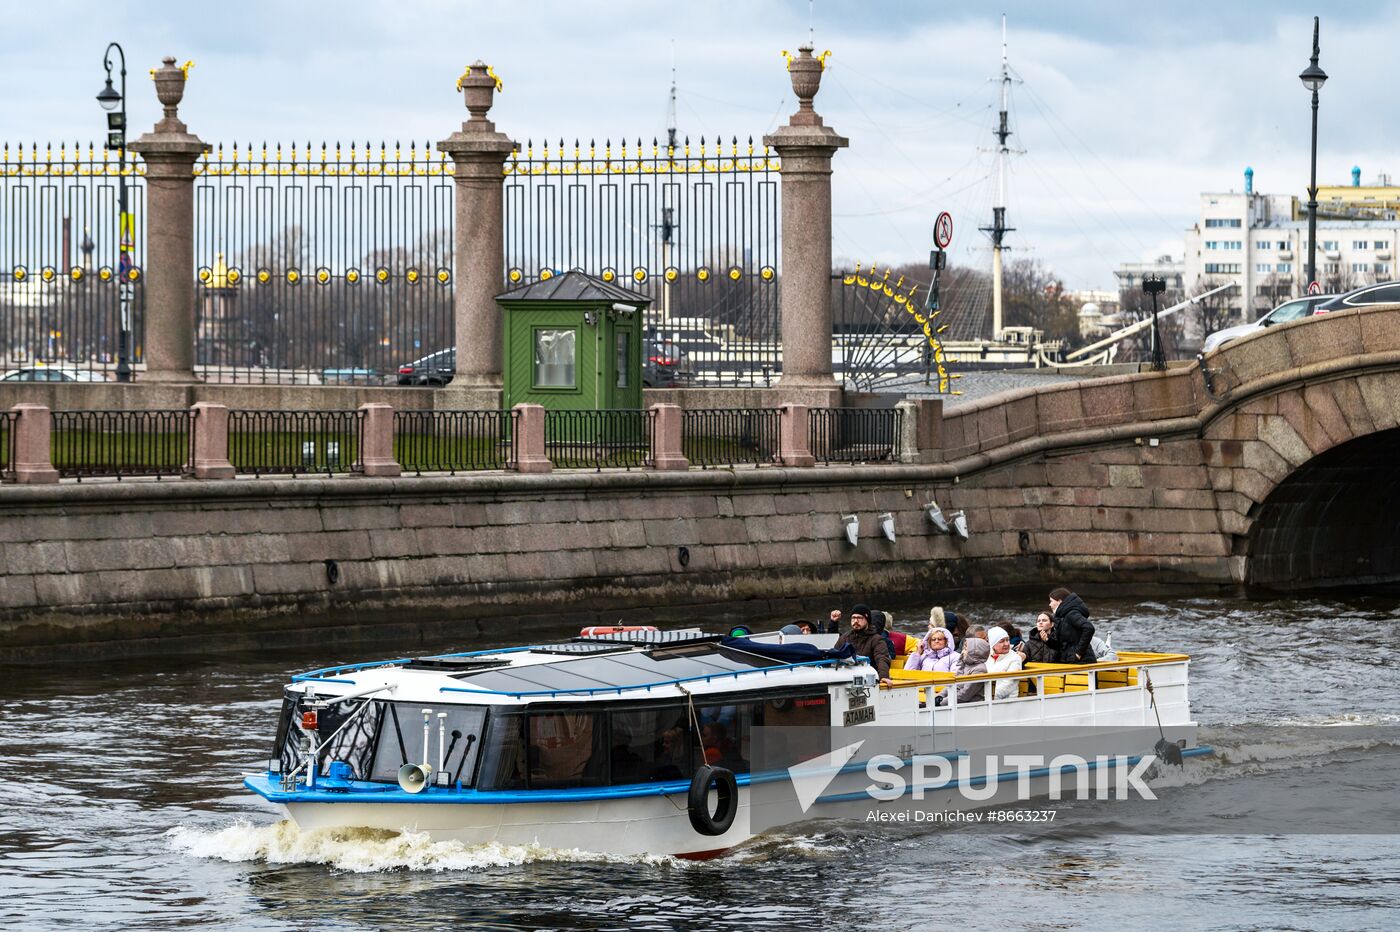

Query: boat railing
885;651;1192;724
438;656;850;699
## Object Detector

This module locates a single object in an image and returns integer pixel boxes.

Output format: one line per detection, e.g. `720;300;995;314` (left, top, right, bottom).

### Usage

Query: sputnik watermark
865;752;1159;803
787;751;1161;815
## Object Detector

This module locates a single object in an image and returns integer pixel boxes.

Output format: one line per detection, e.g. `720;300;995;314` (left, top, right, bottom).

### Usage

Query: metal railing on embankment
0;410;15;481
50;409;193;480
808;407;902;464
3;402;919;483
544;409;651;471
681;408;782;468
227;410;363;476
394;410;516;474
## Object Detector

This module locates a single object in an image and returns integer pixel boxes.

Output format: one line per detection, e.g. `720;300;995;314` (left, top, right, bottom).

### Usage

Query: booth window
533;328;577;388
615;331;630;389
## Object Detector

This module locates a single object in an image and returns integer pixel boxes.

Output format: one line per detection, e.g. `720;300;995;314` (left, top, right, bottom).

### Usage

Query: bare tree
1002;258;1079;344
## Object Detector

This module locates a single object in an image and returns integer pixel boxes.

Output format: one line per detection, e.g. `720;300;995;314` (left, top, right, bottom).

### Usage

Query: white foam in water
166;819;681;873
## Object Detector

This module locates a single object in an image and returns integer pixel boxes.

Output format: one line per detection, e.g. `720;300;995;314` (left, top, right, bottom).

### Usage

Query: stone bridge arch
931;303;1400;593
1187;304;1400;589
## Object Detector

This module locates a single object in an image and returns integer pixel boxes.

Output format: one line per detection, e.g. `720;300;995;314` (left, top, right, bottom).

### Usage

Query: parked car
396;348;455;385
643;339;691;387
1314;280;1400;313
1201;295;1336;354
0;365;107;382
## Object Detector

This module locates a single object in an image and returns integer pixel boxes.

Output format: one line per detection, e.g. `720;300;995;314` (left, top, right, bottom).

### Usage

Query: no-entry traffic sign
933;212;953;250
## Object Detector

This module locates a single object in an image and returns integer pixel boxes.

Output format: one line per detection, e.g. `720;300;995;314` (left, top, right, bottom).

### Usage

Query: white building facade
1183;170;1400;327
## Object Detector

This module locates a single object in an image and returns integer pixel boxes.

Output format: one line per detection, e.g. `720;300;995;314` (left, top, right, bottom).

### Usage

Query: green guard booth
499;270;649;434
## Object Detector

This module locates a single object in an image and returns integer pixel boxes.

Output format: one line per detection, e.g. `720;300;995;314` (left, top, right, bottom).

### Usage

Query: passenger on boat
1048;588;1096;664
871;610;912;656
985;626;1023;699
1020;613;1060;665
780;623;805;635
652;726;692;780
904;626;958;672
936;637;990;705
832;604;893;683
794;620;817;635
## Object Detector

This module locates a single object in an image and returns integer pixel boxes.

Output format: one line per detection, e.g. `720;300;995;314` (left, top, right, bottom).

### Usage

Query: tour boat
244;628;1207;858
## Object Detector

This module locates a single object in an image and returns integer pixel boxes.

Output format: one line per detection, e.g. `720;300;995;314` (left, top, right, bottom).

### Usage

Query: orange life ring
579;625;659;637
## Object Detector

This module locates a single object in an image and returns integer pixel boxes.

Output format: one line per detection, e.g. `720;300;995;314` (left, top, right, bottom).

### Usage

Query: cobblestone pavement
876;369;1085;406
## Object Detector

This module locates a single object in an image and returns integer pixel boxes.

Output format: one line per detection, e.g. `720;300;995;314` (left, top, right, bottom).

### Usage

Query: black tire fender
687;765;738;836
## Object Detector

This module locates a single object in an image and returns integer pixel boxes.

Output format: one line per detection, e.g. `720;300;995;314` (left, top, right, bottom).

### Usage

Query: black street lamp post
97;42;132;382
1299;17;1328;292
1144;274;1166;372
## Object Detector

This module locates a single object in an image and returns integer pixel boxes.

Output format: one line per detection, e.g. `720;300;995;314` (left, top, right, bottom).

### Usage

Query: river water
2;594;1398;931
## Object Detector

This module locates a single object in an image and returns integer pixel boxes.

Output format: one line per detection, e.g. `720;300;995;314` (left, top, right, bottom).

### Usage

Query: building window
1277;263;1292;273
1354;241;1369;250
1205;241;1219;250
1353;263;1370;273
1376;263;1391;275
1256;241;1273;250
1323;240;1339;251
1205;218;1242;228
533;328;577;389
1324;263;1340;274
1204;263;1241;274
1256;263;1272;273
1226;241;1242;250
1375;241;1388;250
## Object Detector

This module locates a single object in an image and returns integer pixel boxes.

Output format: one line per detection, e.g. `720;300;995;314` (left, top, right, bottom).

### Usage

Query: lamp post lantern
97;42;132;382
1299;16;1327;292
1144;274;1167;372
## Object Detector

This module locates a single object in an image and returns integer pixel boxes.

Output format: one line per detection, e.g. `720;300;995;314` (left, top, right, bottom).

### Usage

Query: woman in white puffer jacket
985;626;1023;699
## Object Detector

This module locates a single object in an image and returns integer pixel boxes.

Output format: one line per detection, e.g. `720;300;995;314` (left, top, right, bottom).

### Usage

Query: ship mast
662;40;677;322
980;14;1018;342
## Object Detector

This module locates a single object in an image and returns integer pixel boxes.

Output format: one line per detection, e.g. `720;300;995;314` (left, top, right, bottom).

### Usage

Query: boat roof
288;632;863;707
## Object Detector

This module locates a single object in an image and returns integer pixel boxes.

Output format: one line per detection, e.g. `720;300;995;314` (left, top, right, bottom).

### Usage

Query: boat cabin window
272;693;385;780
471;690;831;790
367;702;487;786
610;705;695;784
528;711;607;788
477;712;527;790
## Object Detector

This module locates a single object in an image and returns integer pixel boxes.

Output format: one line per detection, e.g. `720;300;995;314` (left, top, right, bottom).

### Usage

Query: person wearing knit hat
986;625;1023;699
831;602;892;682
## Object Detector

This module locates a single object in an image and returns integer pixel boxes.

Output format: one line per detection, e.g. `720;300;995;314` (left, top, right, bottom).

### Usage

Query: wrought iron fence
808;407;902;464
228;409;363;476
833;269;952;393
545;409;650;470
50;409;192;479
193;142;454;385
681;408;782;468
505;138;780;386
0;143;147;378
0;410;15;480
394;409;514;473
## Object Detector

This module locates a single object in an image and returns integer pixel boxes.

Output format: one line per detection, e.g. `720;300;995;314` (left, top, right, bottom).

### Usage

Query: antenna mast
980;13;1018;342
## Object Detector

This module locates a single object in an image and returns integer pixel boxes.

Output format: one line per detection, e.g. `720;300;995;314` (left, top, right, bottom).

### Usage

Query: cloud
2;1;1395;289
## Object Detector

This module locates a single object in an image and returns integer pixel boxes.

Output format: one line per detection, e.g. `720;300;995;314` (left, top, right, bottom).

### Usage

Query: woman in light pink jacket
904;626;958;672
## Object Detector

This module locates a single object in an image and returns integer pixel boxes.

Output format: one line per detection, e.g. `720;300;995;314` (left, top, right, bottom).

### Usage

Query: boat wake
1138;722;1400;799
165;820;681;873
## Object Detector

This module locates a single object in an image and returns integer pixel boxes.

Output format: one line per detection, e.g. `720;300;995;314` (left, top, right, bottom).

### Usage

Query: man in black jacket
1048;588;1095;664
832;603;893;683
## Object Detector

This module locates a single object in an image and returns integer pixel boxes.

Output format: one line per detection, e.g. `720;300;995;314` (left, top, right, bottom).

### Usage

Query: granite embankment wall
4;305;1400;661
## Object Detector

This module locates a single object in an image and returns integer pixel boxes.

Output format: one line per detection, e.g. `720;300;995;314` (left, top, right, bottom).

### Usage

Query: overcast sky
3;1;1393;289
